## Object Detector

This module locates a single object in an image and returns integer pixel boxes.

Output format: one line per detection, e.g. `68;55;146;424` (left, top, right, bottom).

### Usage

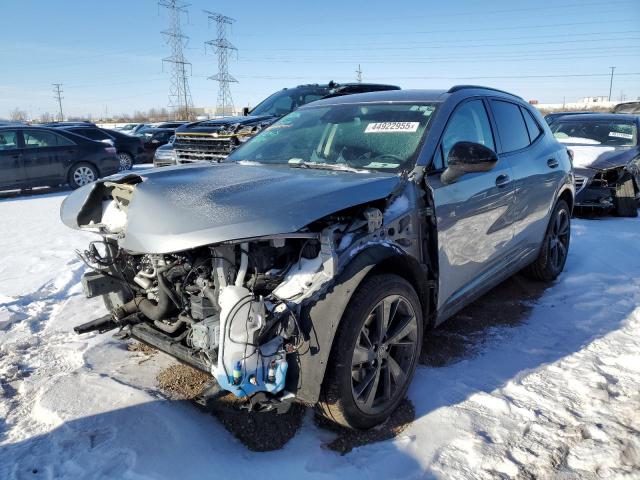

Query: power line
205;10;237;117
52;83;64;121
159;0;193;120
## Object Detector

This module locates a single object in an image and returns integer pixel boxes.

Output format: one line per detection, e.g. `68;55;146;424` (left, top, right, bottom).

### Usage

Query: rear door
488;99;563;258
429;98;516;315
22;129;77;183
0;129;24;187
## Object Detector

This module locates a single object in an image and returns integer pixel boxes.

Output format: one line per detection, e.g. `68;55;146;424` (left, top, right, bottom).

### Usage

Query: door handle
547;158;559;168
495;174;510;187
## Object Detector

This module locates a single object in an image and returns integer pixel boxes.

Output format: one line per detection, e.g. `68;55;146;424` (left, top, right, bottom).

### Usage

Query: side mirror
441;141;498;184
242;107;250;116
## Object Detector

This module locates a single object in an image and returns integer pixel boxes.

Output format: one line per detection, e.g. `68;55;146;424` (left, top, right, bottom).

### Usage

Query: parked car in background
135;127;175;160
551;113;639;217
613;102;640;115
153;121;189;129
0;125;119;190
116;123;144;133
544;111;593;125
52;125;146;170
173;81;400;164
152;142;176;167
63;86;573;429
42;121;97;128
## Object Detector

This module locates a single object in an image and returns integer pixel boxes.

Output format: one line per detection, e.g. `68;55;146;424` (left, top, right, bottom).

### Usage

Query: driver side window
435;99;495;168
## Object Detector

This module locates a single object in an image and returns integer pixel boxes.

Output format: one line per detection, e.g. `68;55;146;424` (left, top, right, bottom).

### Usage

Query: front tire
317;274;423;429
117;152;134;171
523;199;571;282
68;162;98;189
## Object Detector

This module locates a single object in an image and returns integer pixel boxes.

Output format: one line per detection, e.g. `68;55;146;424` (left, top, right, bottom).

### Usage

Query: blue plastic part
216;358;288;398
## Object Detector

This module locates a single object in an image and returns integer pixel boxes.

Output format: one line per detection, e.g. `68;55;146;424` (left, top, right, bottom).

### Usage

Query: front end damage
64;168;426;411
574;166;638;213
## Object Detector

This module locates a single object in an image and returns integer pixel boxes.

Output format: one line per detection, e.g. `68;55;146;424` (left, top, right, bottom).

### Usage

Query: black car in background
154;121;189;129
544;111;594;125
173;81;400;163
0;125;120;190
52;125;146;170
135;127;175;160
551;113;640;216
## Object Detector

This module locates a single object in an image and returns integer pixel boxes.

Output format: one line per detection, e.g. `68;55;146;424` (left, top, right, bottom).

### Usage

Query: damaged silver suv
61;86;574;429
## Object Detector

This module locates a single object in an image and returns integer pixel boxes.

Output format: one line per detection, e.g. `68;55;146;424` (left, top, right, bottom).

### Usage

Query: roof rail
447;85;522;99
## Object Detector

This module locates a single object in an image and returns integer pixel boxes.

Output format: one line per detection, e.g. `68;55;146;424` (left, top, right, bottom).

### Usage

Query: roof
553;113;639;122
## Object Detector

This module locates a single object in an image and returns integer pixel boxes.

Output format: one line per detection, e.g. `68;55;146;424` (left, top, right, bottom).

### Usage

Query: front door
427;98;516;316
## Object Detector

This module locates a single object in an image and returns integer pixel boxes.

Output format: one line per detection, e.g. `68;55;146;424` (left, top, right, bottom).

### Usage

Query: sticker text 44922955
365;122;420;133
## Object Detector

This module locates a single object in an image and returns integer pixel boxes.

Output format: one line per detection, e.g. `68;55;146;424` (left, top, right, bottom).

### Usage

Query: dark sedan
551;113;639;216
52;125;146;170
135;127;175;159
0;125;120;190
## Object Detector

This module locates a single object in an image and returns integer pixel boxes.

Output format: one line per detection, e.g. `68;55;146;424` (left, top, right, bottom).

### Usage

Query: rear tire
613;174;638;218
117;152;134;171
68;162;98;189
523;199;571;282
317;274;423;430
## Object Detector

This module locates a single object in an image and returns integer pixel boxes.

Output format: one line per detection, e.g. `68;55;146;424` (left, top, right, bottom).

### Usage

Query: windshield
552;120;637;147
227;102;438;171
249;88;329;117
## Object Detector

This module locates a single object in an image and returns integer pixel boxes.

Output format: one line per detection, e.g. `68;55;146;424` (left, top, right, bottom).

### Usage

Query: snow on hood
565;145;616;168
60;162;400;254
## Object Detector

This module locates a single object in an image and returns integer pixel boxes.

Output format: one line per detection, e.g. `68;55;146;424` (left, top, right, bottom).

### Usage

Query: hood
561;143;638;169
61;163;401;254
176;115;276;134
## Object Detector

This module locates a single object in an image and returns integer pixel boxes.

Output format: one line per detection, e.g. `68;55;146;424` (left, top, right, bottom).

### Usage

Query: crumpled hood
561;143;637;169
61;163;401;254
176;115;275;134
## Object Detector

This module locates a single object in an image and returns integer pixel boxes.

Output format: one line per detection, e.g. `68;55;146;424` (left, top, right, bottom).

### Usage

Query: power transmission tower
204;11;237;117
356;64;363;83
159;0;193;120
52;83;64;121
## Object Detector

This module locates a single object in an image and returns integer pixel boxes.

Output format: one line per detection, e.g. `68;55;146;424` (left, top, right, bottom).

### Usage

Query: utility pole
356;64;363;83
52;83;64;121
608;66;616;101
159;0;193;120
205;10;237;117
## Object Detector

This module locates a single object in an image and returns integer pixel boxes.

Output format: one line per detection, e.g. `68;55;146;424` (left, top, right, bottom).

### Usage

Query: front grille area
574;175;587;192
174;135;234;163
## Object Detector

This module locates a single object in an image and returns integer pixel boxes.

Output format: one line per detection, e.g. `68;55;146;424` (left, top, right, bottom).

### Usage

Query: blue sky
1;0;639;119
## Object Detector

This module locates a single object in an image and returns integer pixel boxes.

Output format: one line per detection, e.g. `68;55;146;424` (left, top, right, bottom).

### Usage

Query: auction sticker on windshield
365;122;420;133
609;131;633;140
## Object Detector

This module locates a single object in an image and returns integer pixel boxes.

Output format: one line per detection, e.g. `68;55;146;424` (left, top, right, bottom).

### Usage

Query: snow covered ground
1;185;639;479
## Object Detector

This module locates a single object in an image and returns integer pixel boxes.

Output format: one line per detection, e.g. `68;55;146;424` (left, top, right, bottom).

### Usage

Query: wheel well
559;188;574;214
367;254;433;328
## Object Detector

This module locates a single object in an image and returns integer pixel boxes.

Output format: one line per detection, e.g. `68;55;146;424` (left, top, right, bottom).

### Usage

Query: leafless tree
9;108;28;122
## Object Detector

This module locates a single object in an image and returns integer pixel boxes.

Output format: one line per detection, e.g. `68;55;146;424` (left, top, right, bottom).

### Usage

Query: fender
286;243;426;404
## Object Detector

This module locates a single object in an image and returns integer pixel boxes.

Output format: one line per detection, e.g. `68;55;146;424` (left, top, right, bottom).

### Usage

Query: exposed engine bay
67;168;423;411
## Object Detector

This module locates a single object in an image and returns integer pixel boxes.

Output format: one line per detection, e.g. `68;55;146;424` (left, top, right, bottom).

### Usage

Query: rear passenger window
491;100;530;152
521;107;542;143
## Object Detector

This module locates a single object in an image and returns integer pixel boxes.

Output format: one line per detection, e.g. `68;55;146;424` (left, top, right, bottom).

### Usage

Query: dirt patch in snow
128;341;157;356
156;364;211;399
421;273;547;367
314;398;415;454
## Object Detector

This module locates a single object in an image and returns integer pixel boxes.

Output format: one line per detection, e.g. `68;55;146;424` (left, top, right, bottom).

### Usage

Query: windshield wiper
288;161;366;172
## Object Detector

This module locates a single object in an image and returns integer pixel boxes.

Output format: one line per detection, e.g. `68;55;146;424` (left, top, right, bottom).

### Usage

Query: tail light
105;147;116;155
